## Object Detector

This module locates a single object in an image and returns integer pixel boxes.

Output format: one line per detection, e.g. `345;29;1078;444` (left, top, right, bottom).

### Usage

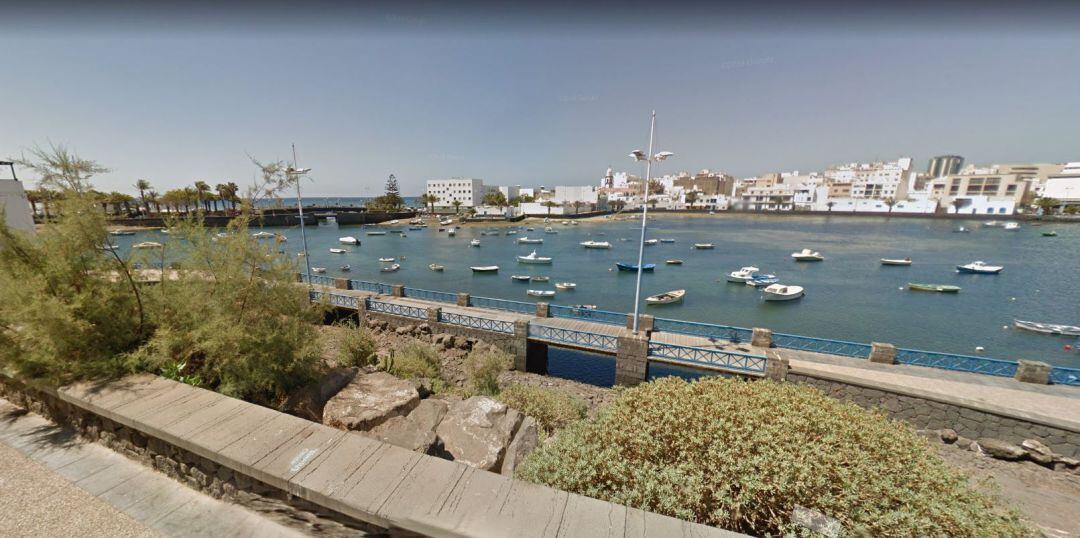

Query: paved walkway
0;400;305;538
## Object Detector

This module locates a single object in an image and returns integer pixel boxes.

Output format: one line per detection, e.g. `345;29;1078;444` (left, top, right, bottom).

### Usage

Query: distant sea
255;196;422;209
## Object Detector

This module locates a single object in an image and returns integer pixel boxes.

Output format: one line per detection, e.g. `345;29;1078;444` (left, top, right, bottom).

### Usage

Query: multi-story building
1042;162;1080;212
824;157;912;201
425;178;486;210
927;155;964;178
497;185;521;201
673;169;735;197
930;172;1029;215
738;185;795;211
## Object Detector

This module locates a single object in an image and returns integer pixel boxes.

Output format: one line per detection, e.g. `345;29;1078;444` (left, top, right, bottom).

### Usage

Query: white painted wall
0;180;35;233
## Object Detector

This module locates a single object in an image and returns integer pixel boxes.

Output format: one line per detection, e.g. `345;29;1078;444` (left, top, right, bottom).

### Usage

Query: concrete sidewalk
0;400;305;538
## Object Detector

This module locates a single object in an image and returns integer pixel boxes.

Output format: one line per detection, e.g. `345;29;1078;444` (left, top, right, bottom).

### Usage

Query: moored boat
615;262;655;272
340;265;351;272
511;275;531;281
984;220;1000;227
448;229;456;236
665;259;683;265
908;283;961;293
1013;319;1080;336
109;230;136;236
646;289;685;305
428;263;445;271
527;289;556;297
329;248;348;254
956;261;1003;274
470;265;499;273
366;231;386;236
380;263;401;272
132;241;163;249
643;239;659;246
544;227;557;234
746;274;779;287
555;282;576;290
517;250;552;264
953;226;970;233
530;276;549;282
378;257;395;262
693;243;715;249
791;248;824;261
659;238;676;243
252;231;276;239
339;236;360;245
470;239;481;247
726;266;760;283
1003;222;1020;230
580;240;611;249
762;284;804;301
880;257;912;266
311;267;326;273
518;237;544;244
1043;231;1058;237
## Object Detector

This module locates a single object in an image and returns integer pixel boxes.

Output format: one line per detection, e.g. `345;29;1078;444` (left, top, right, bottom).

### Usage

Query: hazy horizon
4;1;1080;196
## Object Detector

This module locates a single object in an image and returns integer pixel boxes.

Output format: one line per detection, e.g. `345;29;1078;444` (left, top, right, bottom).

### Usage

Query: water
114;214;1080;369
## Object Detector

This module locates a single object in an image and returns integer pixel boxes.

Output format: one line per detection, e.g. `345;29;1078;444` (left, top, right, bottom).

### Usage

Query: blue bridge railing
439;311;515;334
366;298;427;320
301;273;337;287
470;295;535;315
309;290;360;309
895;348;1018;378
549;304;626;326
653;317;754;344
648;342;767;375
403;287;457;304
772;333;874;358
528;324;618;352
350;279;391;294
1050;366;1080;386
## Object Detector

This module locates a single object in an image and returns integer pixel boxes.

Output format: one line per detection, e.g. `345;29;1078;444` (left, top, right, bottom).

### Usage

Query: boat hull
908;283;961;293
615;263;655;272
956;266;1002;274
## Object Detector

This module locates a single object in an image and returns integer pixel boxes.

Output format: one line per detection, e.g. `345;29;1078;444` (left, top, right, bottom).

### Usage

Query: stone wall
362;309;524;358
790;373;1080;458
0;378;385;537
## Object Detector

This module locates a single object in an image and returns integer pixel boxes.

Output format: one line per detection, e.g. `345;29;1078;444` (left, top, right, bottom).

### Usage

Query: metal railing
648;342;767;375
894;348;1018;378
309;290;360;309
366;298;427;320
439;311;515;334
1050;367;1080;387
403;287;457;304
301;273;337;287
350;279;390;294
470;295;535;315
653;317;754;344
528;324;618;352
549;304;626;326
772;333;874;358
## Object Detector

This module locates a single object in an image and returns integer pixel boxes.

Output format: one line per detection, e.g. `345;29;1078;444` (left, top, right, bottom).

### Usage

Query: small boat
880;258;912;266
329;248;348;254
511;275;531;282
252;231;276;239
956;261;1003;274
387;219;400;225
1003;222;1020;230
527;289;556;297
573;304;598;310
953;227;970;233
408;226;424;231
439;218;454;226
517;250;553;264
762;284;804;302
984;220;1001;227
388;230;404;235
746;274;779;287
646;289;685;305
340;265;351;272
643;239;659;246
726;266;760;283
470;239;481;247
1013;319;1080;337
1042;231;1057;237
665;259;683;265
109;230;136;236
448;229;456;237
366;231;387;236
380;263;401;272
132;241;163;249
378;257;395;263
530;276;550;282
526;227;535;231
580;240;611;249
544;227;558;234
791;248;824;261
659;238;676;244
471;265;499;273
518;237;544;244
506;230;517;235
693;243;715;250
339;236;360;245
555;282;576;290
428;263;445;272
908;283;961;293
311;267;326;273
615;262;655;272
159;229;172;235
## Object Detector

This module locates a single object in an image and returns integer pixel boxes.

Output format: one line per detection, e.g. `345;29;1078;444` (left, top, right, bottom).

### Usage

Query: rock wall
789;373;1080;458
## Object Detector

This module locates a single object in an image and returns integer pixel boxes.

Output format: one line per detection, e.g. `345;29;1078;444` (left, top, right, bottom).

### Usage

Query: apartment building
930;172;1029;215
425;178;486;209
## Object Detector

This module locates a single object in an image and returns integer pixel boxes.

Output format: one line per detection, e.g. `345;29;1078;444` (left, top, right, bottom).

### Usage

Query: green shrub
516;377;1031;536
385;341;440;380
463;348;512;396
335;323;377;368
498;384;586;435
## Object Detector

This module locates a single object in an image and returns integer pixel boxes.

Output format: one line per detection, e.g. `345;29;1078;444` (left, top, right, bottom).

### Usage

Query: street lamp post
287;144;314;286
628;111;674;334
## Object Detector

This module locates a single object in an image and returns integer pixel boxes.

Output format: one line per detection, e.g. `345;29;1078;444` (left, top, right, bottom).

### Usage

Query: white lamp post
629;111;674;334
287;144;314;286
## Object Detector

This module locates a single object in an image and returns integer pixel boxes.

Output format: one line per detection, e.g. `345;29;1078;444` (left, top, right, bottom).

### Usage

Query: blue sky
3;3;1079;196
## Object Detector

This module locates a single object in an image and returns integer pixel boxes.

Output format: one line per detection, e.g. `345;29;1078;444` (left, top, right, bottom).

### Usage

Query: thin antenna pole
631;111;656;334
293;143;313;285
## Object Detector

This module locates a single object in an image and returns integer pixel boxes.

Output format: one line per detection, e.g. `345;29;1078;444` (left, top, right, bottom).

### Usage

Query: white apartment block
930;172;1029;215
1043;162;1080;210
553;185;599;206
825;157;913;200
425;178;485;209
497;185;521;201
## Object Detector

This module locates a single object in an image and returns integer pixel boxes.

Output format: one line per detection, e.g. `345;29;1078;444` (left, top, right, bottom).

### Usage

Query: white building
825;157;913;200
553;185;599;206
425;178;485;210
497;185;521;201
1042;162;1080;211
0;162;34;233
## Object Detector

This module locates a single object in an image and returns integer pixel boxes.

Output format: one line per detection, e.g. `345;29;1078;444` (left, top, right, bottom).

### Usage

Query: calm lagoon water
115;214;1080;376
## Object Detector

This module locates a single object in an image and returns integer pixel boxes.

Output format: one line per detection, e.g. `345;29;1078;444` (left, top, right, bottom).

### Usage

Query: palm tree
225;182;240;209
572;201;585;214
884;197;896;213
451;199;463;214
25;189;40;217
685;191;699;209
134;179;152;215
542;200;559;216
1036;197;1061;215
183;187;199;213
215;183;233;212
826;201;835;212
147;190;161;214
950;198;966;214
418;193;437;213
194;181;211;211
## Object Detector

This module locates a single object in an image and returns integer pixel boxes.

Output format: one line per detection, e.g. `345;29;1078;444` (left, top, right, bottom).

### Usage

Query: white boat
339;236;360;245
511;275;531;281
953;226;970;233
527;289;556;297
530;276;550;282
132;241;163;249
762;284;805;301
340;265;351;272
252;231;276;239
380;263;401;272
643;239;659;246
448;229;456;237
579;240;611;249
311;267;326;273
555;282;576;290
544;227;557;234
956;261;1003;274
378;257;395;262
665;259;683;265
428;263;444;272
506;230;517;235
470;239;481;247
791;248;824;261
518;237;544;244
1013;319;1080;337
366;231;386;236
880;258;912;266
329;248;348;254
517;250;552;264
439;218;454;226
471;265;499;273
573;304;598;310
560;220;570;225
646;289;685;305
984;220;1001;227
1003;222;1020;231
726;266;760;283
659;238;676;243
693;243;715;250
387;219;399;225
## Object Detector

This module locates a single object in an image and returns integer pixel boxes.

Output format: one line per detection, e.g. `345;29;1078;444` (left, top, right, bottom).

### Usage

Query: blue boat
746;274;779;287
615;262;656;272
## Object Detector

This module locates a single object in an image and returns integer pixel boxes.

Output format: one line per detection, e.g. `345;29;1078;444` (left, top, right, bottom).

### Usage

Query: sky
3;1;1080;196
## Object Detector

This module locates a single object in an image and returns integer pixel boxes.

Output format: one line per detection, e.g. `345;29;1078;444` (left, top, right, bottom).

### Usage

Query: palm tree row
26;180;242;218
